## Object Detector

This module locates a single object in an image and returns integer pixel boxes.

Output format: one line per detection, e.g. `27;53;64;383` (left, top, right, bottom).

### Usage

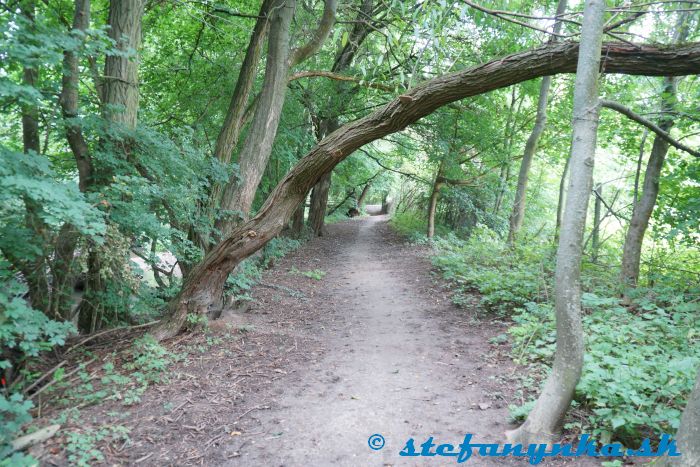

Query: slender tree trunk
507;0;567;243
213;0;271;166
591;183;602;262
215;0;295;234
427;159;446;238
208;0;272;204
620;78;677;292
308;172;332;236
305;0;377;235
506;0;606;445
660;369;700;466
620;12;688;296
150;39;700;341
357;183;371;209
555;154;571;242
14;0;53;315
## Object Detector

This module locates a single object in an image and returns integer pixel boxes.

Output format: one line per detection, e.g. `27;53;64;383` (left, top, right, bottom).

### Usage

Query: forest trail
225;215;514;466
67;217;554;465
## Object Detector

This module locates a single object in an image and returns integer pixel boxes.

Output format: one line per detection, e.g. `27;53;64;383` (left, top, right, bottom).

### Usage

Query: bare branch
601;99;700;157
288;70;394;91
461;0;571;37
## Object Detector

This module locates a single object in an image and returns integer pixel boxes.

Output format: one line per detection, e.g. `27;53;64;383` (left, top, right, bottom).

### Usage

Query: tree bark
619;81;675;292
308;171;332;236
59;0;93;191
213;0;271;166
305;0;378;236
507;0;568;244
506;0;606;445
78;0;144;333
150;40;700;340
102;0;144;128
660;369;700;466
288;201;305;238
357;183;371;209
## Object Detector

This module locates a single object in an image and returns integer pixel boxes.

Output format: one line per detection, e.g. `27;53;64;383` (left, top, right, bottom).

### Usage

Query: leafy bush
225;236;301;300
428;228;699;444
431;226;554;311
0;277;75;376
509;293;699;442
390;211;428;241
0;393;34;459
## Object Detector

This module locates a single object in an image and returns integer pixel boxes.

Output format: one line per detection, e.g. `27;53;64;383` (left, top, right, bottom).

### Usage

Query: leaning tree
151;40;700;341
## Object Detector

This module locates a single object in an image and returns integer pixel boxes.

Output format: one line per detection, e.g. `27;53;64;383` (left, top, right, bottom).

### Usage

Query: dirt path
223;216;516;465
41;216;561;466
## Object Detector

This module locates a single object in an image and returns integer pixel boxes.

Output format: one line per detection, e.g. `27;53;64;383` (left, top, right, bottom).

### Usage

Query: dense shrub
414;222;699;445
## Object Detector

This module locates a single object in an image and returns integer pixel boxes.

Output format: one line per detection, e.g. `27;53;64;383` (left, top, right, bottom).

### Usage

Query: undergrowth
395;220;699;446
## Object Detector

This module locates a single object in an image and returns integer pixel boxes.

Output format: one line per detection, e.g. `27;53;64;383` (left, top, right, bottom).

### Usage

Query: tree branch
288;70;394;91
358;148;430;184
290;0;338;67
601;99;700;157
461;0;571;37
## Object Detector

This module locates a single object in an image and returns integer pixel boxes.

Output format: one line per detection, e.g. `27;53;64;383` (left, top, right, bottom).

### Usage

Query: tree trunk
506;0;606;445
102;0;144;127
620;78;677;293
150;40;700;341
213;0;271;166
208;0;272;206
619;12;689;296
78;0;144;333
308;172;332;236
660;369;700;466
507;0;567;244
215;0;338;238
357;183;371;209
289;201;305;238
303;0;378;236
555;154;571;242
591;183;602;262
427;159;446;238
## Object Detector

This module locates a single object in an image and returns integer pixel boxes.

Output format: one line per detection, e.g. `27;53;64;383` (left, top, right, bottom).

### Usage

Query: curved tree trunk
506;0;606;445
150;40;700;340
507;0;568;244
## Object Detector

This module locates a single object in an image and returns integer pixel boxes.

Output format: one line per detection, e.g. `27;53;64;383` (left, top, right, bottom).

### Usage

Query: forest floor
37;216;603;466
